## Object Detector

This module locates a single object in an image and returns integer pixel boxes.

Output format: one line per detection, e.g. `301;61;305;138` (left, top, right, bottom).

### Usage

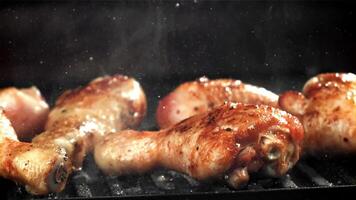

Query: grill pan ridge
2;153;356;199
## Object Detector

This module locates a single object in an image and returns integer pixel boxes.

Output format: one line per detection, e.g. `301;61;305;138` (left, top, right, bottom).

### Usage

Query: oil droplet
212;127;220;133
89;56;94;61
229;102;238;109
175;2;180;7
224;86;232;95
199;76;209;82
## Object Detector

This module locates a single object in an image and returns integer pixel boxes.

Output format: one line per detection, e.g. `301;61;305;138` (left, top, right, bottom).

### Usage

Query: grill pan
2;154;356;199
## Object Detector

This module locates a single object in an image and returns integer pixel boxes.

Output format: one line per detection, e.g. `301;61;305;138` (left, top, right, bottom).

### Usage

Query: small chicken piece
279;73;356;154
0;110;70;195
95;103;303;188
0;74;147;195
156;77;279;129
0;87;49;140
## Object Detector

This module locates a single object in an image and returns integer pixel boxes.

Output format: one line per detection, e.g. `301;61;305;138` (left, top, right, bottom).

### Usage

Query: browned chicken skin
156;77;279;129
95;103;303;188
0;75;147;195
279;73;356;154
0;111;69;195
34;75;147;169
0;87;49;140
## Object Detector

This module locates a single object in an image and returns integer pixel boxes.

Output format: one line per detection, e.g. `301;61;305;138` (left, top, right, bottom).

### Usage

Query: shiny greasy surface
0;75;147;195
156;77;279;129
34;75;146;168
0;87;49;140
32;75;147;191
95;103;303;188
279;73;356;154
0;111;69;195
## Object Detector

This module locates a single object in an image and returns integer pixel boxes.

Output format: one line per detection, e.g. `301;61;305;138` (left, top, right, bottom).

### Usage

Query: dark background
0;0;355;127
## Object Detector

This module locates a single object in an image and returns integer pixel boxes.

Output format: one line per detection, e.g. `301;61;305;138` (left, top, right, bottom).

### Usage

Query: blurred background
0;0;355;128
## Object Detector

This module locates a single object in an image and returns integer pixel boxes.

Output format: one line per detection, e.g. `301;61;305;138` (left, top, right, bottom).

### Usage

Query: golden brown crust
0;111;70;195
0;138;70;194
49;74;146;130
0;74;147;195
95;103;303;188
35;74;147;169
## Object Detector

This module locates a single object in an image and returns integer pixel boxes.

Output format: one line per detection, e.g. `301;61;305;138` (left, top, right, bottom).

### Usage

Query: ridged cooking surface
2;154;355;199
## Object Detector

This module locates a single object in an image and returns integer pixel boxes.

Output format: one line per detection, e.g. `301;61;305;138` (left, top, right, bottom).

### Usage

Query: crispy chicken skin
0;87;49;140
95;103;303;188
0;110;70;195
33;74;147;170
279;73;356;154
0;75;147;195
156;77;279;129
